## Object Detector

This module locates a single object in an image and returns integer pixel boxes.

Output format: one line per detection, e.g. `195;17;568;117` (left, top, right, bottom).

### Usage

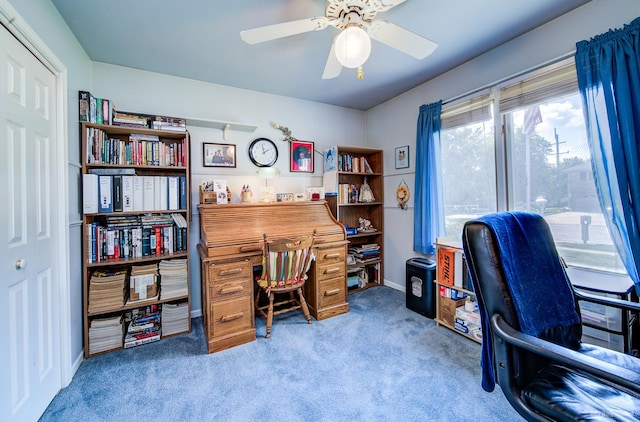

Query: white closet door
0;23;61;422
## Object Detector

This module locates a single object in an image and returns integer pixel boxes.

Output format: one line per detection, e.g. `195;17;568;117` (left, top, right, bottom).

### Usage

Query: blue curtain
575;17;640;292
414;101;444;255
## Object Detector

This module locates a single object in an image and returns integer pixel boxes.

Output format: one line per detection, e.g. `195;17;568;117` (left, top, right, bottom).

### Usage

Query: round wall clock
248;137;278;167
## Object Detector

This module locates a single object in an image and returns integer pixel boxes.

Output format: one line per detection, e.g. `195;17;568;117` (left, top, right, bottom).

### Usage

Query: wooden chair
255;230;316;338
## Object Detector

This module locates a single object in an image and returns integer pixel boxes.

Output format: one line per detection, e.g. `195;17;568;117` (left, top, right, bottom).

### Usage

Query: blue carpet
40;286;522;421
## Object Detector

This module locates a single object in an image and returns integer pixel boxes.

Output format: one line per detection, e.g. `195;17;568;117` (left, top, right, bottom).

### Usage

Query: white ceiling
51;0;591;111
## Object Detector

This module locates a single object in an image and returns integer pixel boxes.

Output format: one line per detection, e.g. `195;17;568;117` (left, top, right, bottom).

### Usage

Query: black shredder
406;258;436;318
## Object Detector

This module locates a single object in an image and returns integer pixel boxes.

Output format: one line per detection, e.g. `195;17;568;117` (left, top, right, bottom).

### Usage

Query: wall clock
248;137;278;167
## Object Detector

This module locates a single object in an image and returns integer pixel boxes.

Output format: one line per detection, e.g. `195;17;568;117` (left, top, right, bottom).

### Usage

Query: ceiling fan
240;0;438;79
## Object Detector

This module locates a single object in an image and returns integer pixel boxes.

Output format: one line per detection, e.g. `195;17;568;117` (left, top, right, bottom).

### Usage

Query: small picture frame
395;145;409;169
290;140;314;173
203;142;236;168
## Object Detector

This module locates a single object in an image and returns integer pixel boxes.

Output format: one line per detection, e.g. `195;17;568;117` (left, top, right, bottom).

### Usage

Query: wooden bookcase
80;122;192;358
326;146;384;292
434;239;481;343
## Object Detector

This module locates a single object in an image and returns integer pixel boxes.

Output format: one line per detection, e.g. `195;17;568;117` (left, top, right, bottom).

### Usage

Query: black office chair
462;211;640;421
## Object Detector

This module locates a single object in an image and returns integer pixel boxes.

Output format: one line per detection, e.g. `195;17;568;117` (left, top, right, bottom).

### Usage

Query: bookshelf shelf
86;294;190;317
85;251;189;268
81;121;192;358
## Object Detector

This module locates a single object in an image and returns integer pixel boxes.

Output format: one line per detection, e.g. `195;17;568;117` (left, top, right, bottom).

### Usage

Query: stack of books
124;305;161;348
161;302;190;336
159;258;188;299
88;315;123;355
128;263;158;304
112;110;150;128
349;243;380;263
151;115;187;132
88;270;128;312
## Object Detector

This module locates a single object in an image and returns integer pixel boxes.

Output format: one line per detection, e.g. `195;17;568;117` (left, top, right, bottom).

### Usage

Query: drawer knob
219;268;243;276
220;286;244;295
324;253;341;259
220;312;244;322
323;267;340;275
324;288;340;296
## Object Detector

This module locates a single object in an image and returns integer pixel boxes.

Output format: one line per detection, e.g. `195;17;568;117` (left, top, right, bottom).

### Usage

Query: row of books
88;260;188;312
79;91;113;125
79;90;187;133
338;154;373;173
85;215;187;263
85;127;187;167
338;183;362;204
83;173;187;214
437;246;471;290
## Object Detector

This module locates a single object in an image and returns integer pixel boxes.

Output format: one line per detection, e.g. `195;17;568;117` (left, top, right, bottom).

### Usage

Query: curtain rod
441;52;575;106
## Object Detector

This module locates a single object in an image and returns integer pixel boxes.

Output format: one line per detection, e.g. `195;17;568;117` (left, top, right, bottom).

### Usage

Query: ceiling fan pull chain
357;66;364;79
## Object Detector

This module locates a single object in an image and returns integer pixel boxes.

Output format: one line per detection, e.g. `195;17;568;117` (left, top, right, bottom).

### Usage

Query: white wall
367;0;640;289
91;63;367;315
6;0;93;372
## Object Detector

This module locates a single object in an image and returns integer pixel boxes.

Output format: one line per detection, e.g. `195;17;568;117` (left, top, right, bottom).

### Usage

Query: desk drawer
318;276;347;309
316;246;346;264
207;260;252;283
317;260;345;282
209;277;253;301
203;243;262;259
210;296;254;338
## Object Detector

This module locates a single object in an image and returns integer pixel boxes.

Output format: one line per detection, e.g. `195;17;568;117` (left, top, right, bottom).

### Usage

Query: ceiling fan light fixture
334;24;371;68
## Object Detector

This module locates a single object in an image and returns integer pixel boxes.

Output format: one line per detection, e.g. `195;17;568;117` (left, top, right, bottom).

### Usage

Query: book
112;175;122;212
132;176;144;212
79;90;91;122
168;176;179;210
179;176;187;210
143;176;155;211
82;173;99;214
122;175;134;212
98;175;113;213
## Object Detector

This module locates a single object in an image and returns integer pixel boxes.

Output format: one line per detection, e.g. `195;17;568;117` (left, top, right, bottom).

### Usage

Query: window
439;59;624;273
441;95;497;240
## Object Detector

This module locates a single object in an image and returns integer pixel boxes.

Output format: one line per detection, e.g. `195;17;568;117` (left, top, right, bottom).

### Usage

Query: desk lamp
257;167;280;202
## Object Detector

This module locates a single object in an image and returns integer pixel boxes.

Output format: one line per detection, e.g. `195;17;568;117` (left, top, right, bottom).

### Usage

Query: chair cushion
579;343;640;375
523;364;640;421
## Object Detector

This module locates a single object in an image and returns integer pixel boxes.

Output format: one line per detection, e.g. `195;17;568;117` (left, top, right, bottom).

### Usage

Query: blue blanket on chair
468;211;581;392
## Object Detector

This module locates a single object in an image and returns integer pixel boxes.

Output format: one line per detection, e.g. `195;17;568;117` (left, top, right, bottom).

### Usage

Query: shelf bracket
223;124;230;141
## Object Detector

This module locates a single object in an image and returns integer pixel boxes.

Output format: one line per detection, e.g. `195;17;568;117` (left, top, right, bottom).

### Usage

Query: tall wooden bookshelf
326;146;384;292
81;122;192;358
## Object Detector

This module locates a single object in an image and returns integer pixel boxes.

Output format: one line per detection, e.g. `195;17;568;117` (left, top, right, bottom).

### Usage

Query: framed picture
395;145;409;169
290;140;314;173
203;142;236;168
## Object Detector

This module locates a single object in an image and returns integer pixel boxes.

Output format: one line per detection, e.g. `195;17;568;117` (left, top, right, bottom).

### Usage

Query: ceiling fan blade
371;0;407;13
240;17;330;44
322;40;342;79
367;20;437;59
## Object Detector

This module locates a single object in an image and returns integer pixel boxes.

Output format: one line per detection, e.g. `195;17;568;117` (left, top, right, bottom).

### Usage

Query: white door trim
0;0;72;387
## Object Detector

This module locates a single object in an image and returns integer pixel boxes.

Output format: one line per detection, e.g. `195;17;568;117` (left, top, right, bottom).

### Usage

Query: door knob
15;259;26;270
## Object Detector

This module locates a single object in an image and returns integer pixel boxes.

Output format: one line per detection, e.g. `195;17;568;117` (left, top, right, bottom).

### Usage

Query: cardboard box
438;296;465;325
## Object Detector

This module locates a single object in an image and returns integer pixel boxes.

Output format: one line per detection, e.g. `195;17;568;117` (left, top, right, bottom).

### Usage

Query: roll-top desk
198;201;349;353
